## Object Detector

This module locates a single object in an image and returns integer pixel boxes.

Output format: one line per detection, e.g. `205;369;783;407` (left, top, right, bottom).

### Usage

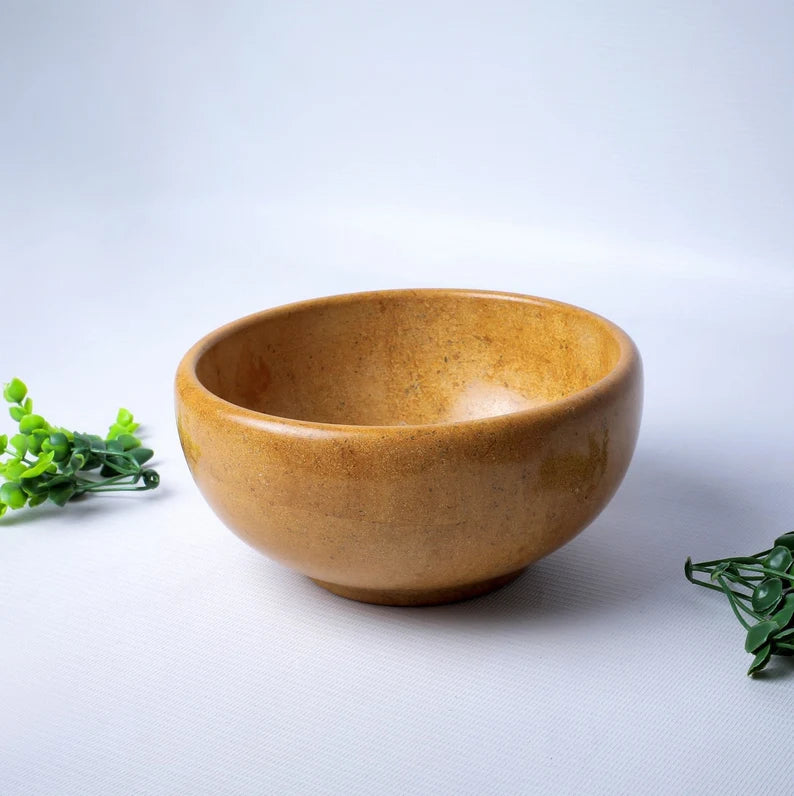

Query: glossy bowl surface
175;289;643;605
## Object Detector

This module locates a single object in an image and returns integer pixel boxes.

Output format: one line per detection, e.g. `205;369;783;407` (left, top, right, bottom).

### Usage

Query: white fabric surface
2;3;794;794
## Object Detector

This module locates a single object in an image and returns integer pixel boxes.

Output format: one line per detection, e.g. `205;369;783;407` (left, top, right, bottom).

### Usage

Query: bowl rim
176;288;641;437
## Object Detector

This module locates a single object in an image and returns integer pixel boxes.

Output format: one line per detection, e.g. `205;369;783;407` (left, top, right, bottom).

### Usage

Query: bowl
175;289;642;605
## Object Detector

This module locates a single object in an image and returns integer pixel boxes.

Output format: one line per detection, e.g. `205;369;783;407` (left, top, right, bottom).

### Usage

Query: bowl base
310;568;527;606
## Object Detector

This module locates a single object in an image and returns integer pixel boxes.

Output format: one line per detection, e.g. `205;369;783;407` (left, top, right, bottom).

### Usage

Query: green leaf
44;432;70;462
746;621;779;653
0;482;27;510
142;469;160;489
23;397;32;413
747;643;772;676
81;454;103;471
106;439;124;454
774;533;794;551
3;378;27;404
130;447;153;465
72;432;91;448
48;483;75;507
116;408;134;426
44;474;74;488
765;546;793;574
0;433;7;453
27;494;47;508
4;459;26;481
9;405;26;422
771;593;794;629
769;593;794;637
20;451;55;479
100;453;130;477
116;433;141;451
26;430;48;455
752;579;784;614
19;414;47;433
10;434;27;456
68;452;86;471
107;421;138;439
0;502;6;517
20;475;52;496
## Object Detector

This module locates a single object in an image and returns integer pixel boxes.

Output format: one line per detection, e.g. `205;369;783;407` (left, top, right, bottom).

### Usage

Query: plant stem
694;553;770;567
717;576;760;629
81;483;156;493
733;563;794;585
97;457;138;476
688;577;725;593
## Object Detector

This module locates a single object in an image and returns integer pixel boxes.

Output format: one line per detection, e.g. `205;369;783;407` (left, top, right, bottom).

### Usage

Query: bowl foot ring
310;567;527;606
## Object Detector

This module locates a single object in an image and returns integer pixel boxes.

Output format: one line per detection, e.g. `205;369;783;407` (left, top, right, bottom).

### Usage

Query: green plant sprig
686;532;794;676
0;378;159;517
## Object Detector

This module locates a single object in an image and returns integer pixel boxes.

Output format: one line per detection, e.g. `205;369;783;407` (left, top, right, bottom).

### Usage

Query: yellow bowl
175;289;642;605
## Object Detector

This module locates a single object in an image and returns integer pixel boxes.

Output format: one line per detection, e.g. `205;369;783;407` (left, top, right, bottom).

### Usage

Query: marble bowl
175;289;642;605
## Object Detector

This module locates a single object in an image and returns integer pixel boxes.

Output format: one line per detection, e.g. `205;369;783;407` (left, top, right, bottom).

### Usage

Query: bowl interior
195;291;622;426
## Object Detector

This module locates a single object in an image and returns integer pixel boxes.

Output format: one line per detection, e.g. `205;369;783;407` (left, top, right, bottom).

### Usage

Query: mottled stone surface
176;289;643;605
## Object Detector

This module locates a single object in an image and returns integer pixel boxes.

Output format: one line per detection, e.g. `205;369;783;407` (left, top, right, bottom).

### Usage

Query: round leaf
0;482;27;510
774;533;794;551
46;431;70;457
9;406;26;422
765;546;793;574
19;414;47;434
117;434;141;451
25;430;48;455
752;579;784;614
3;378;27;404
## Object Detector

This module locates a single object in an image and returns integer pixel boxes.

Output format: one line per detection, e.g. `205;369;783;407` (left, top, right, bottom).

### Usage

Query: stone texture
175;289;643;605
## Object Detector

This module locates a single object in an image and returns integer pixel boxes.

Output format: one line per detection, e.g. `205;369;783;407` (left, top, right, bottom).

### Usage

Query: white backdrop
2;2;794;794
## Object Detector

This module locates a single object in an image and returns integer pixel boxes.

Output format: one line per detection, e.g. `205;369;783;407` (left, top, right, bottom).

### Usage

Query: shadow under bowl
175;288;643;605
